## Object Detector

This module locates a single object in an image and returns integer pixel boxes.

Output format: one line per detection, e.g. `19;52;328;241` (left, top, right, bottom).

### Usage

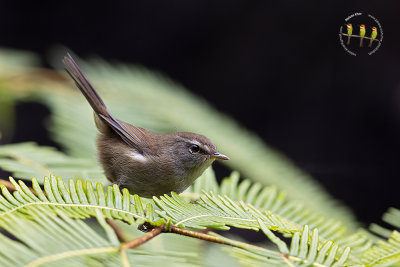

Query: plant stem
0;179;15;192
120;223;165;251
170;225;231;245
106;219;129;242
169;225;267;251
341;33;380;42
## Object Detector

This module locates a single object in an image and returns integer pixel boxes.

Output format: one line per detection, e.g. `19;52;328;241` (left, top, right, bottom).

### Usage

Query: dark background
1;1;399;225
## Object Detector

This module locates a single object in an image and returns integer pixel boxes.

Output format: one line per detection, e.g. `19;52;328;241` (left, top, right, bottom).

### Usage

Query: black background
1;1;400;225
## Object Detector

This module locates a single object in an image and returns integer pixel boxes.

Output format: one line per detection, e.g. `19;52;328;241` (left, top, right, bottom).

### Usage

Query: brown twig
106;219;130;242
170;225;267;251
341;33;380;42
170;225;230;246
0;179;16;192
120;223;165;251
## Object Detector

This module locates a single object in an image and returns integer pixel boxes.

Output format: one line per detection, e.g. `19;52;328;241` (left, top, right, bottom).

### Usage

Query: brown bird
63;54;229;198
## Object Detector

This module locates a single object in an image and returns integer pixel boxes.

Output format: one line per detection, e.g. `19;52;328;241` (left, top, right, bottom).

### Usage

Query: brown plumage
63;54;229;198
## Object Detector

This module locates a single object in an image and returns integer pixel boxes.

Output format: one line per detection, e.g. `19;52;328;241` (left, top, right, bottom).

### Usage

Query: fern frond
154;192;362;264
0;168;371;265
0;142;105;183
361;207;400;266
361;230;400;266
0;175;380;266
0;207;198;267
0;176;163;227
369;207;400;239
193;172;346;234
1;174;300;235
382;207;400;229
154;191;299;233
222;224;350;267
188;170;372;259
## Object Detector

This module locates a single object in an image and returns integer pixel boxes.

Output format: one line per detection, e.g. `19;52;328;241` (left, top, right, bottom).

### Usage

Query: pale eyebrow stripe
189;139;202;146
175;136;201;145
175;136;211;153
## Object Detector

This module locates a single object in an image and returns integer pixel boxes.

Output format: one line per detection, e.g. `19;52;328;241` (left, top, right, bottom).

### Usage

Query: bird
369;27;378;47
346;24;352;45
359;24;366;47
62;54;229;198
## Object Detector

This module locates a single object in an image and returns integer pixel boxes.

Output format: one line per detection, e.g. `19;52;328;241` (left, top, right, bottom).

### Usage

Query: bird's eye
189;144;200;154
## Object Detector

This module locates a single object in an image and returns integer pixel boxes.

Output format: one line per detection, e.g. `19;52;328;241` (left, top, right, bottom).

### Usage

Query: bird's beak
211;152;230;160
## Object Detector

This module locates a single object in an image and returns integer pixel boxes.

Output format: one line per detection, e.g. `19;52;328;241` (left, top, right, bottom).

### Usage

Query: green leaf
0;208;198;267
0;176;162;227
0;174;394;266
224;225;352;267
363;207;400;266
0;142;105;183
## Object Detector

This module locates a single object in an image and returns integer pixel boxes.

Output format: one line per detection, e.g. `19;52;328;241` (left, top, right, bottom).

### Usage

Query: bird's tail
360;38;364;47
63;54;111;120
347;36;351;45
368;39;373;47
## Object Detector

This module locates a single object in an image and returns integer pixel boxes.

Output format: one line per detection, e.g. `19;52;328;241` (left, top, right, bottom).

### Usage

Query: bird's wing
99;114;151;154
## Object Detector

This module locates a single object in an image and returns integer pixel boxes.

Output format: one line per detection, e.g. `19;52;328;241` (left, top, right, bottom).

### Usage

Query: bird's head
372;27;377;32
360;25;365;30
347;24;352;29
166;132;229;173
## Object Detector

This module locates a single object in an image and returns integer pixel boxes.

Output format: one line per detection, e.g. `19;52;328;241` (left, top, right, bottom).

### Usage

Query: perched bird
63;54;229;198
369;27;378;47
346;24;353;45
359;24;366;47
